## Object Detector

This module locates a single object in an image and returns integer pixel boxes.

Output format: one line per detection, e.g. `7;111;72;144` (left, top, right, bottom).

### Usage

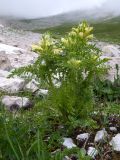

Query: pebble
63;138;76;149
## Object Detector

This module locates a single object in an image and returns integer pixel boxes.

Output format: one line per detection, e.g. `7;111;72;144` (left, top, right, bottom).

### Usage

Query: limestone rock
110;134;120;152
0;77;25;93
102;45;120;57
25;79;39;93
0;70;10;77
76;133;90;141
106;57;120;82
2;96;32;111
0;43;38;70
109;127;117;132
63;138;76;149
94;129;108;142
100;44;120;82
87;147;98;158
36;89;48;97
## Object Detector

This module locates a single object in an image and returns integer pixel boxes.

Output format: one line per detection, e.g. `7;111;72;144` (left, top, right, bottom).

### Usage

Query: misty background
0;0;120;19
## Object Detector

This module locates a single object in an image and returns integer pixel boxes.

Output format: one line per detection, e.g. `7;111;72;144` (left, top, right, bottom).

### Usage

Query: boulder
2;96;32;111
0;77;25;93
0;43;38;70
100;44;120;82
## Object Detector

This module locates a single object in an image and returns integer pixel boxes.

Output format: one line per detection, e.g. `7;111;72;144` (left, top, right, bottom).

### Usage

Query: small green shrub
12;22;108;127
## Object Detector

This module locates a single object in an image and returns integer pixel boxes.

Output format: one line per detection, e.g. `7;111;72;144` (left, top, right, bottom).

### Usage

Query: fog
0;0;120;19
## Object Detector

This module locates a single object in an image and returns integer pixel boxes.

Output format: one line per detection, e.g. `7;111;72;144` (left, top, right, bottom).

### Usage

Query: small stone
25;79;39;93
76;133;90;141
63;138;76;149
94;129;108;142
87;147;98;158
2;96;32;111
110;134;120;152
36;89;48;97
109;127;117;132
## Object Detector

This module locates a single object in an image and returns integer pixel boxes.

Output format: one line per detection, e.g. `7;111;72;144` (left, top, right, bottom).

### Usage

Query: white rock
63;138;76;149
109;127;117;132
36;89;48;97
0;43;22;53
25;79;39;92
102;45;120;57
0;70;10;77
100;56;120;82
110;134;120;152
87;147;98;158
0;43;38;70
94;43;120;82
9;51;38;69
106;57;120;82
2;96;31;110
94;129;107;142
0;77;25;93
76;133;90;141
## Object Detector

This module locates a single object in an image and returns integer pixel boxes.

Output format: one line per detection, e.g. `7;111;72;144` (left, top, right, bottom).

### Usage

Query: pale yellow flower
79;32;84;38
87;34;94;40
69;31;76;37
68;58;81;68
53;48;62;55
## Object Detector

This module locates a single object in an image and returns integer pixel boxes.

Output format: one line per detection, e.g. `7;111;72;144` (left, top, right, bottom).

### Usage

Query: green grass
33;16;120;44
93;17;120;44
0;21;120;159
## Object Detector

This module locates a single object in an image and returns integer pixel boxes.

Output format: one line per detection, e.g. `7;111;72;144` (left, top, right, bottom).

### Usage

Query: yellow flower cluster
32;44;43;53
67;58;81;68
32;34;62;55
32;22;94;57
53;48;62;55
61;22;93;48
71;22;93;40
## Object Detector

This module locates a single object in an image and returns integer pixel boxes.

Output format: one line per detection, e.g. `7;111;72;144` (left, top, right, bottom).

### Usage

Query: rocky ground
0;23;41;50
0;21;120;159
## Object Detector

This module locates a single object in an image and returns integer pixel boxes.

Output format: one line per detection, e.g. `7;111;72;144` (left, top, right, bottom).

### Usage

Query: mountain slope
33;16;120;44
0;8;120;44
0;7;116;31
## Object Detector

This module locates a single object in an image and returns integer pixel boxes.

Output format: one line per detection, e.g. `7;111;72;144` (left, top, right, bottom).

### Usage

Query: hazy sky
0;0;119;18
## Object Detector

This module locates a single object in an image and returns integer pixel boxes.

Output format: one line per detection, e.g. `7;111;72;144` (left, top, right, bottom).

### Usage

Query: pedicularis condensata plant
14;22;108;125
